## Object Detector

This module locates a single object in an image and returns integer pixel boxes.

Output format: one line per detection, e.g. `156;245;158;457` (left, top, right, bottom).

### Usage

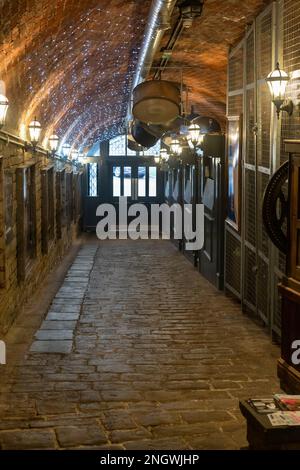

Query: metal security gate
224;1;284;337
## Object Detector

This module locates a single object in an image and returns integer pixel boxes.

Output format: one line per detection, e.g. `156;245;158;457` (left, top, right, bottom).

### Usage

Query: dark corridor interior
1;0;300;453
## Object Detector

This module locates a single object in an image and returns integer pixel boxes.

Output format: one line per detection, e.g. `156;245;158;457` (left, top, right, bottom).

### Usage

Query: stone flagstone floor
30;245;98;354
0;239;281;449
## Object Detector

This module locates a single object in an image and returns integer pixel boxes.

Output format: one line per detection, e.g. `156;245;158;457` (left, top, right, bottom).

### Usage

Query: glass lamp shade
154;156;160;164
78;152;86;164
62;143;71;159
160;148;169;162
28;119;42;144
71;149;79;161
170;139;182;156
266;63;290;102
49;134;59;153
188;123;202;146
0;94;9;127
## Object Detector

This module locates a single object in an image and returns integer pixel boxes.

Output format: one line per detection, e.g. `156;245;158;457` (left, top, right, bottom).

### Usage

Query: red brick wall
0;141;82;334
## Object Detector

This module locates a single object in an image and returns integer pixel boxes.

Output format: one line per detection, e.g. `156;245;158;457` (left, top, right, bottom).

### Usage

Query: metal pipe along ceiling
131;0;177;95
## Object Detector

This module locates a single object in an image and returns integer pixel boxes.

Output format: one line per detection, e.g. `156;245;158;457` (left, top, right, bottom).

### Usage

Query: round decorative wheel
262;161;289;254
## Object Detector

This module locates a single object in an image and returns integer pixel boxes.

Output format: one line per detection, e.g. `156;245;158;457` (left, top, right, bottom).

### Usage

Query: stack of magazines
248;395;300;426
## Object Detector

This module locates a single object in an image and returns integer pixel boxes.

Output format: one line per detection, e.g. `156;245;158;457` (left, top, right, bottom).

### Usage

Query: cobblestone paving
30;245;97;354
0;240;281;449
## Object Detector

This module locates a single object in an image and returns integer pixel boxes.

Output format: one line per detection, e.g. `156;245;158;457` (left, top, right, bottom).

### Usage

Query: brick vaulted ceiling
0;0;152;149
0;0;271;149
151;0;272;129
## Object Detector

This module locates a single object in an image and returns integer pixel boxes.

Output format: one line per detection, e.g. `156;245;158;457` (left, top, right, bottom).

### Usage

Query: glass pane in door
88;163;98;196
123;166;132;196
149;166;157;197
113;166;121;196
138;166;146;197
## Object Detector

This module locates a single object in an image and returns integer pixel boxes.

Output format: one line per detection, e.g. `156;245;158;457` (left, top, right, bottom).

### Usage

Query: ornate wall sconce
0;94;9;129
187;123;204;150
71;149;79;163
170;138;182;157
48;134;60;156
28;119;42;146
78;152;86;165
62;143;71;159
160;148;169;163
266;62;293;119
24;118;42;152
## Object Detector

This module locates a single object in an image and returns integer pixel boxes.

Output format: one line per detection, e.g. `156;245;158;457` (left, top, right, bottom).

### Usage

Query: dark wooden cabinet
278;140;300;393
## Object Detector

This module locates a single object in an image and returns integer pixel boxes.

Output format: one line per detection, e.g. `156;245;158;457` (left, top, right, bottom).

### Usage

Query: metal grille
227;94;243;117
245;169;256;246
278;251;287;274
143;141;161;156
225;1;288;337
225;228;241;296
281;0;300;164
244;245;257;310
283;0;300;71
246;30;255;84
257;172;270;258
257;83;271;168
271;272;282;336
228;46;244;92
88;163;98;197
257;256;269;322
246;89;255;165
109;135;126;156
257;10;273;80
277;179;288;272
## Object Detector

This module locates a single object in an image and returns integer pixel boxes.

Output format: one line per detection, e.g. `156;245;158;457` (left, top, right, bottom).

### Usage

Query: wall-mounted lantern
266;62;293;119
71;149;79;162
160;148;169;162
28;119;42;147
154;156;160;164
187;123;204;149
180;0;204;18
0;94;9;129
170;138;182;157
48;134;59;155
78;152;86;164
62;143;71;159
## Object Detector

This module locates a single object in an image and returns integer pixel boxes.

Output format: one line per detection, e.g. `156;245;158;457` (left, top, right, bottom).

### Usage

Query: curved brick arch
0;0;271;147
0;0;151;146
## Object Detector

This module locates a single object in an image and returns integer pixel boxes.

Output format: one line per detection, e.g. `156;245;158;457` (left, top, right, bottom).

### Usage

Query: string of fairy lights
1;1;151;156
